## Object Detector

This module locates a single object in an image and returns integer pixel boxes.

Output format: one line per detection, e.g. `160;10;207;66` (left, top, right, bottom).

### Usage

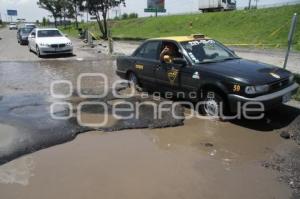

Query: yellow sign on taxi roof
149;34;208;42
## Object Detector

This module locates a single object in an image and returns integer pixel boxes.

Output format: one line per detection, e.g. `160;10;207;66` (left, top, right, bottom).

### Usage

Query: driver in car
160;43;182;63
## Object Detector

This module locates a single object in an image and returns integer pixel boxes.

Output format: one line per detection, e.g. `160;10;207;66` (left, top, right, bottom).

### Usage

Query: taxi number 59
233;84;241;92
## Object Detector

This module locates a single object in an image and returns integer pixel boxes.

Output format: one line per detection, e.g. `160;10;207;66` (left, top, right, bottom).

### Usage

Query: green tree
128;13;138;19
121;13;128;19
42;17;47;26
66;0;83;29
37;0;63;27
81;0;126;39
61;0;69;28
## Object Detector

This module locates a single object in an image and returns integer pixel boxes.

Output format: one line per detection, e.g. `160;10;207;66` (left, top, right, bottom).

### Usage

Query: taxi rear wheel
128;72;142;92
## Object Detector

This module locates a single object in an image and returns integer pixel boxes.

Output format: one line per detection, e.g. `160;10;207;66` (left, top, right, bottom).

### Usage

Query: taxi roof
149;35;210;42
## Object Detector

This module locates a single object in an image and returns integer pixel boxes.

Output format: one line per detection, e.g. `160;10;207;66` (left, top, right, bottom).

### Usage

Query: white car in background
28;28;73;57
9;23;18;30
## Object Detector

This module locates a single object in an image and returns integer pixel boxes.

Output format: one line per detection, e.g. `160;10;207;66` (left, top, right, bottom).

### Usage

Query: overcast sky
0;0;296;22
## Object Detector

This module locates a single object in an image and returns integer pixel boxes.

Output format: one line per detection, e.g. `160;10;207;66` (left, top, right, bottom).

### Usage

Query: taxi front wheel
200;91;228;118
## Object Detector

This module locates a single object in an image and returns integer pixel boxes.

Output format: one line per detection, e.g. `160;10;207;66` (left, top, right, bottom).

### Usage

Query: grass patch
58;23;102;39
59;5;300;51
111;5;300;51
58;25;79;38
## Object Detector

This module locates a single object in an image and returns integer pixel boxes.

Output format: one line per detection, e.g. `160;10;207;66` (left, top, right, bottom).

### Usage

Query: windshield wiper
222;57;241;61
198;60;223;64
197;57;241;64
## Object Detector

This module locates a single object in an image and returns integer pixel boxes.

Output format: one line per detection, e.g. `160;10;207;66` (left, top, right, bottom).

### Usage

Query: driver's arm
160;47;169;62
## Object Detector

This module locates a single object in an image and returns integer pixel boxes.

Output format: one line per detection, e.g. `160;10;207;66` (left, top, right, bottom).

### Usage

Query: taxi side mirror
173;58;187;66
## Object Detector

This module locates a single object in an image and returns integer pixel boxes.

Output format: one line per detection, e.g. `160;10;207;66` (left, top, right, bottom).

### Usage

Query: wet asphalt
0;28;184;164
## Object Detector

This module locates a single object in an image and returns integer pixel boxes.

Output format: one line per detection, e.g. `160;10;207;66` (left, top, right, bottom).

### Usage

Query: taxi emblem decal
135;64;144;70
270;72;280;79
167;69;179;85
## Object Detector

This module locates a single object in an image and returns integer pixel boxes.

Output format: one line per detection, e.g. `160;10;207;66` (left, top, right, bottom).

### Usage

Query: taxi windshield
181;40;239;64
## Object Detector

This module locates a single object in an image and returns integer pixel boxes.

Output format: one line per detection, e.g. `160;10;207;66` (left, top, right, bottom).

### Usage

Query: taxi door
132;41;161;87
155;61;182;91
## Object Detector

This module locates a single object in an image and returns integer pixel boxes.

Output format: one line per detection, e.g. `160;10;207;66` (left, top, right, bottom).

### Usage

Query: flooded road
0;27;300;198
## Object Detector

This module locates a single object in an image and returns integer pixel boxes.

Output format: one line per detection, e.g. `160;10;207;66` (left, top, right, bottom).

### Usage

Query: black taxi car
116;34;299;116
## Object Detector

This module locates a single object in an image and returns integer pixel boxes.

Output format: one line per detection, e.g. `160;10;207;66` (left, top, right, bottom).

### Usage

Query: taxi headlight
66;42;72;46
245;85;269;95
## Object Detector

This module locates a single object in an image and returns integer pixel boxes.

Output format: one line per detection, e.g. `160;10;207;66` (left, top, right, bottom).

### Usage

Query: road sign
144;8;166;13
145;0;167;15
7;10;18;16
147;0;165;9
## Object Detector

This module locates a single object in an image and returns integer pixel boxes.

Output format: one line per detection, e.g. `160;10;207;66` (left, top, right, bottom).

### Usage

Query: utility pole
255;0;259;9
107;9;113;54
283;13;298;69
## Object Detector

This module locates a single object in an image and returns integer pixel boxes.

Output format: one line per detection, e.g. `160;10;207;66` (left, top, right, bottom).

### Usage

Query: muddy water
0;118;292;199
